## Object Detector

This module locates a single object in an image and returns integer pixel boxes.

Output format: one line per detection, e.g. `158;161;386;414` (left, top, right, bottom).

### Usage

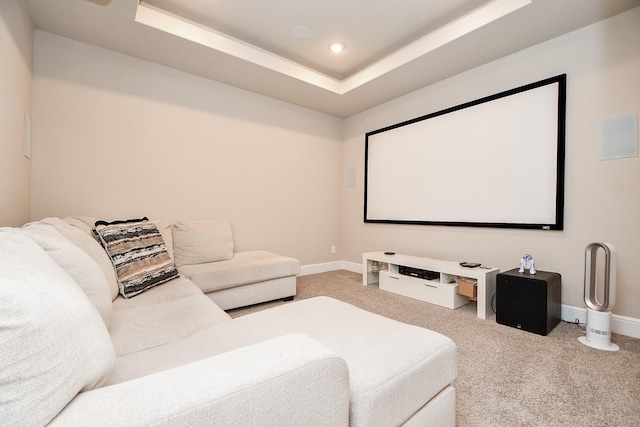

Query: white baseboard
561;304;587;325
299;261;342;276
300;261;640;339
562;305;640;339
341;261;361;273
300;260;361;276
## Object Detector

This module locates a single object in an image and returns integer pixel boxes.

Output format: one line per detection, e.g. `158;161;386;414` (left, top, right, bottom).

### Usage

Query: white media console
363;252;499;319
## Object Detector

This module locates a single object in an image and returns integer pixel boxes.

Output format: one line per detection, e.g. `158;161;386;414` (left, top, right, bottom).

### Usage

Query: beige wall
31;31;343;265
342;8;640;318
0;0;32;226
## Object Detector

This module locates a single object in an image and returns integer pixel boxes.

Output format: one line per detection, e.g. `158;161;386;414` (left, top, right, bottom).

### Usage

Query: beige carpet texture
229;270;640;427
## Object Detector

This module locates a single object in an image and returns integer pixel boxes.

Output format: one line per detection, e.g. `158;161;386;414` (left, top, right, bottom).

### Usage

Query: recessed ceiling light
292;24;314;40
329;42;345;53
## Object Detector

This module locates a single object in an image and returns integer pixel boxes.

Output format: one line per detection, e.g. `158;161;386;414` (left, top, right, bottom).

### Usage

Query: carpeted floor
229;270;640;427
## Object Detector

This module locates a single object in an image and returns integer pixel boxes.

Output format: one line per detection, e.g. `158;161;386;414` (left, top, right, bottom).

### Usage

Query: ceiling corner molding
135;0;532;95
135;2;344;93
341;0;533;93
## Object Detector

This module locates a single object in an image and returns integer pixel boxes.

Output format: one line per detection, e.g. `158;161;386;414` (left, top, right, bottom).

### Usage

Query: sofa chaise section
107;297;457;427
179;250;299;309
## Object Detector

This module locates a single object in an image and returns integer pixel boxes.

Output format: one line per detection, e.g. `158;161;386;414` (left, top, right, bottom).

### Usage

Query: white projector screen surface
364;75;566;230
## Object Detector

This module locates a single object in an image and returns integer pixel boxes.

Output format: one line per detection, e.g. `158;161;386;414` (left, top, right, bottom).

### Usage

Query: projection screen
364;74;566;230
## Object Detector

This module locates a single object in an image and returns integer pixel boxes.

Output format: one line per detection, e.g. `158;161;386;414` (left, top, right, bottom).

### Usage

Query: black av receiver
399;265;440;281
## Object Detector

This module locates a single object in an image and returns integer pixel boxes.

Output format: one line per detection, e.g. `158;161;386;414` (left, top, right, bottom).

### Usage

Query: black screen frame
364;74;566;230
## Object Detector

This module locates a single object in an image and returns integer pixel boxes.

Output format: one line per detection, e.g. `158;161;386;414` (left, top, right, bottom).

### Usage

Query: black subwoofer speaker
496;268;561;336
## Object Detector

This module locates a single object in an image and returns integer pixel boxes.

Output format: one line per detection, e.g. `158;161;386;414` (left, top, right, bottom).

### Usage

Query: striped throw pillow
95;218;179;298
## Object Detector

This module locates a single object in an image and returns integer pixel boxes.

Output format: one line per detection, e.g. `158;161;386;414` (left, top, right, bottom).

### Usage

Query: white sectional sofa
0;216;457;426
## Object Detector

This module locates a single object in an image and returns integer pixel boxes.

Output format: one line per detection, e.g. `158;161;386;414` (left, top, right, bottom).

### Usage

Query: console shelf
363;252;499;319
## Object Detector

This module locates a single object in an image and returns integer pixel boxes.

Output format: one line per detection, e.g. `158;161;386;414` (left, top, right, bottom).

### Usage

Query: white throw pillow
0;229;115;426
172;220;234;267
23;221;113;327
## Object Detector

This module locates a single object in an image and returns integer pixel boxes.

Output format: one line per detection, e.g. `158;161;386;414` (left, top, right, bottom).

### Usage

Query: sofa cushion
110;276;231;356
22;220;113;327
64;215;100;238
95;219;179;298
152;219;174;260
179;250;300;293
172;219;234;267
66;334;350;427
0;229;115;426
61;216;121;301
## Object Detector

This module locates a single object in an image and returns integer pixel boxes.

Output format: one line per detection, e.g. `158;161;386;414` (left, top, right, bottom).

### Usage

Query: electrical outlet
331;246;336;254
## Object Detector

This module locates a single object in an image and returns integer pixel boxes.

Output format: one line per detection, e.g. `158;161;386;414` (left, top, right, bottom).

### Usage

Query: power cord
563;318;586;331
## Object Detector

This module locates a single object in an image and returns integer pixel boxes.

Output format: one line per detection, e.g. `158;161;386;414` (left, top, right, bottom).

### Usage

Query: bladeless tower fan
578;242;619;351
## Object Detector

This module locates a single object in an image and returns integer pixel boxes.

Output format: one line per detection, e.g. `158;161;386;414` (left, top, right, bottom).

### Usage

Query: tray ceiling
26;0;640;117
